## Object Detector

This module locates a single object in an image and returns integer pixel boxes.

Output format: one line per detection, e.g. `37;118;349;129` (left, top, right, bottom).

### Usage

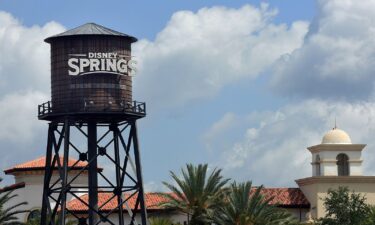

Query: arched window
315;155;321;176
337;153;349;176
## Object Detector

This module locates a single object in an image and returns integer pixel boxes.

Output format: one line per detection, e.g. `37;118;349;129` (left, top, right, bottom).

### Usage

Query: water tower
39;23;147;225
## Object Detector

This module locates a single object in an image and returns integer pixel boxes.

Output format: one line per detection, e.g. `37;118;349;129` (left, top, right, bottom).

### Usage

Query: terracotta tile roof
66;188;309;213
66;192;169;213
255;188;310;207
0;182;25;194
4;156;92;174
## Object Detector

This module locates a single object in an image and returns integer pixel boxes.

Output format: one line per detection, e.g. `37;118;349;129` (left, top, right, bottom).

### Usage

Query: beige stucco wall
297;176;375;219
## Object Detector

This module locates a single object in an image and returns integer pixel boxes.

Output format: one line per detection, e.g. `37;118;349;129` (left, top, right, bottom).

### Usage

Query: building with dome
296;127;375;221
1;127;375;224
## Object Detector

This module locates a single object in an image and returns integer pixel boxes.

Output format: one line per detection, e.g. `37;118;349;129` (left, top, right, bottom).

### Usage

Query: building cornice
296;176;375;186
307;144;366;153
11;170;88;176
310;159;363;165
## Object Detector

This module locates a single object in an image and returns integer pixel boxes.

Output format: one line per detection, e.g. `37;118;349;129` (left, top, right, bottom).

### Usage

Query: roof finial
334;116;337;129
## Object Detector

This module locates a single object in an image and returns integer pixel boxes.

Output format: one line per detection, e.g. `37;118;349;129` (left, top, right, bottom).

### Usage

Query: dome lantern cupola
307;127;365;177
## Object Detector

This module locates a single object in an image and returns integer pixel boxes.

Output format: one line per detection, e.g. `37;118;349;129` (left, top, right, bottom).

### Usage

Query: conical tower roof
45;22;137;43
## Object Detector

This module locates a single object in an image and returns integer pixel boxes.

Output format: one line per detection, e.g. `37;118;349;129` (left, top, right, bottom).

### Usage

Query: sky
2;0;375;191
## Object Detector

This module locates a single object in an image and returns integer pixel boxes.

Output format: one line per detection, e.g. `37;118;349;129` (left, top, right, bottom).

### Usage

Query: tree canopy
213;181;299;225
160;164;229;225
319;186;370;225
161;164;299;225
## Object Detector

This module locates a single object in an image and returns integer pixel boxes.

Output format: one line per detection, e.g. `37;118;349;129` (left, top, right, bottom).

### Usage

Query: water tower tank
43;23;138;116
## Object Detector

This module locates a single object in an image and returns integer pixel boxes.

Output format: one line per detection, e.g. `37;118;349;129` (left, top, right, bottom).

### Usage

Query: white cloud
271;0;375;100
144;181;167;192
0;12;65;183
133;4;308;111
213;99;375;187
202;112;237;151
0;90;49;183
0;91;47;142
0;11;65;95
0;12;64;141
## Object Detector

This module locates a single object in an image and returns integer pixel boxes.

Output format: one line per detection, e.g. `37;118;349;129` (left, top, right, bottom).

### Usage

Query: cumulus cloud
0;12;65;95
0;91;47;142
212;99;375;187
271;0;375;100
0;91;49;180
0;12;65;182
133;4;308;110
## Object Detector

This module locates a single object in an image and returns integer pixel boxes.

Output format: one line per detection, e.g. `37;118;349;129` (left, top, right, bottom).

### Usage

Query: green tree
319;186;370;225
0;179;28;225
364;206;375;225
160;164;229;225
213;181;299;225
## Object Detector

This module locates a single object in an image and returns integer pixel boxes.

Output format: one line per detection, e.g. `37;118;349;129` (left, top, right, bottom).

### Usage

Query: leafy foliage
25;217;39;225
363;206;375;225
25;213;77;225
160;164;230;225
213;181;299;225
149;217;174;225
0;178;28;225
319;186;370;225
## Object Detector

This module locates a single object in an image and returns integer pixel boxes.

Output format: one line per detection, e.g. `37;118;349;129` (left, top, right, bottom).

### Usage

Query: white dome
322;128;352;144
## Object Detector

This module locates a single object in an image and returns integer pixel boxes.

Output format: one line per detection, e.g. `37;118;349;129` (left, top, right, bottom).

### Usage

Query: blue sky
0;1;316;39
2;0;375;190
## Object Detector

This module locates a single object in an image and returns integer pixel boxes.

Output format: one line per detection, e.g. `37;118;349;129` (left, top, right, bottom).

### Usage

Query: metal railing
38;101;52;116
38;100;146;117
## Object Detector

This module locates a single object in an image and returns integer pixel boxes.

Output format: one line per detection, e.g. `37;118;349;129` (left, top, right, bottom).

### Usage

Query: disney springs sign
68;52;137;76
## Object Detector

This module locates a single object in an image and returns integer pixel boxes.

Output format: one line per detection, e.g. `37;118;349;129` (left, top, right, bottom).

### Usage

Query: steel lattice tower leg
40;118;148;225
88;121;98;225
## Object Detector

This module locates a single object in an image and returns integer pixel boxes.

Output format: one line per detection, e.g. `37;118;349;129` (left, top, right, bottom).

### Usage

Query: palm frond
0;180;28;225
162;164;229;225
213;181;299;225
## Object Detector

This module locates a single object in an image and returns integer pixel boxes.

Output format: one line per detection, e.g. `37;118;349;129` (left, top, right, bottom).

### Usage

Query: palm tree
213;181;299;225
160;164;230;225
0;178;28;225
